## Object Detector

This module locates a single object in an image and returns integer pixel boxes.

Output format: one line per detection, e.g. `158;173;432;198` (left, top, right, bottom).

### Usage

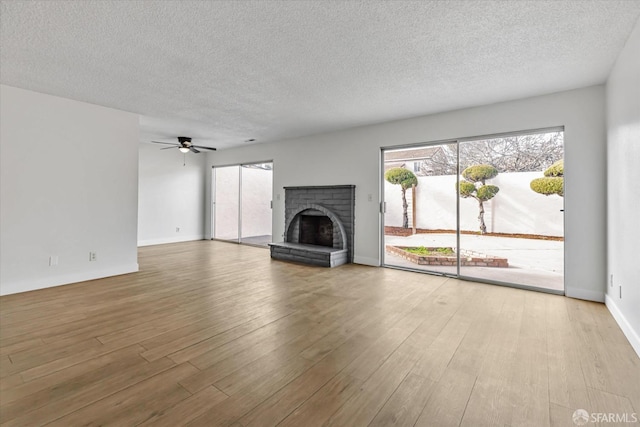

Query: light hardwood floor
1;240;638;426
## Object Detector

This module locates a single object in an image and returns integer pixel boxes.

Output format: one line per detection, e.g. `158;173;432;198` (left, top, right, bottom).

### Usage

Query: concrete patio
384;232;564;291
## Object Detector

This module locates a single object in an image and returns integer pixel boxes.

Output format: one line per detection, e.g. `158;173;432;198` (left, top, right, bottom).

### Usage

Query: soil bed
386;245;509;268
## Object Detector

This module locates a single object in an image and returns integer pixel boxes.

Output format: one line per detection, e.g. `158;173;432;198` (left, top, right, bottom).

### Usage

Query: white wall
384;172;564;236
138;143;206;246
206;85;606;302
0;85;139;296
606;17;640;356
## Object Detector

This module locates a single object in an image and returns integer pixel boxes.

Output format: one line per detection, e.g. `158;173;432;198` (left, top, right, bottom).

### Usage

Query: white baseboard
605;295;640;358
138;235;205;247
565;287;605;302
0;263;139;296
353;255;380;267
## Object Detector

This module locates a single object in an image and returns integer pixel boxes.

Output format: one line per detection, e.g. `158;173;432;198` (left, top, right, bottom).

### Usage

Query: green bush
544;159;564;177
462;164;498;183
458;181;476;197
476;184;500;201
531;159;564;197
384;167;418;189
458;164;499;234
530;177;564;197
385;167;418;228
405;246;455;256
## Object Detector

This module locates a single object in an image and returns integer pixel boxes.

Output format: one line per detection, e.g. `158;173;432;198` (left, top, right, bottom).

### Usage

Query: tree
419;131;564;176
385;167;418;228
458;164;499;234
530;159;564;197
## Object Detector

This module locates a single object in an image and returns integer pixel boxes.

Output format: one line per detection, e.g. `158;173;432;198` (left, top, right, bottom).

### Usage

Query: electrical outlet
610;274;613;287
619;285;622;299
367;193;373;202
89;252;97;262
176;227;180;233
49;255;58;266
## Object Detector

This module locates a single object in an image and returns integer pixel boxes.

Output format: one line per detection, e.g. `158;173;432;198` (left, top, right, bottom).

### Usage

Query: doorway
382;129;564;293
212;162;273;247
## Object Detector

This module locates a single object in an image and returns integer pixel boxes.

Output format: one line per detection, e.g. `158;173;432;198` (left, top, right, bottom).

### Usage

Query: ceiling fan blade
192;145;217;151
150;140;179;146
160;146;176;150
189;147;201;153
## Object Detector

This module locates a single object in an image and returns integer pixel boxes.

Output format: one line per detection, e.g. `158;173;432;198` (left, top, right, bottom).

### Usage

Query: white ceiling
2;1;639;150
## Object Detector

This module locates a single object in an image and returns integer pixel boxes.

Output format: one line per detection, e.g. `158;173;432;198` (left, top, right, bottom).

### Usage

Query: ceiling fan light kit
149;136;217;154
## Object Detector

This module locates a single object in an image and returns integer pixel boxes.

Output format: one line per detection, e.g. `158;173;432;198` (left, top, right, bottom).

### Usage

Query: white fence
384;171;564;236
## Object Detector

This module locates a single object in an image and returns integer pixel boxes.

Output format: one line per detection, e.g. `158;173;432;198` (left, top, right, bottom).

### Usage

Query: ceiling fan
149;137;216;153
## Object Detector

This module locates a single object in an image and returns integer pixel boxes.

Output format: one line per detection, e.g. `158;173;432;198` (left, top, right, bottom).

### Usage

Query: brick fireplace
269;185;355;267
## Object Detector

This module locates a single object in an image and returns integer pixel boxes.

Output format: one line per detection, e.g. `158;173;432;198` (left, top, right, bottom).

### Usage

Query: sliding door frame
380;138;460;278
212;160;273;247
380;126;565;295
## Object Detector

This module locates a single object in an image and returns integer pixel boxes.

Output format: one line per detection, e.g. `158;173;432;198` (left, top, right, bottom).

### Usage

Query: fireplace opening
299;215;333;247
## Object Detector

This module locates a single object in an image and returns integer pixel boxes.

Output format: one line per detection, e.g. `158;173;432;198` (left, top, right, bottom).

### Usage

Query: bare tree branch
419;132;563;176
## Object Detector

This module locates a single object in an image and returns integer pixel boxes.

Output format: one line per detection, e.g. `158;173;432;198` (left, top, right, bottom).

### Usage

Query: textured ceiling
2;1;639;150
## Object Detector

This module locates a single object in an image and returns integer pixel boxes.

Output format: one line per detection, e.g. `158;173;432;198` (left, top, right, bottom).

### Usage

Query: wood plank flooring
0;240;638;426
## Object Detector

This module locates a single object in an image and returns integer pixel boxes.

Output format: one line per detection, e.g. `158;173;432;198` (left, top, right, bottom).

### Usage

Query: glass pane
383;143;458;275
240;163;273;246
213;165;240;241
458;131;564;291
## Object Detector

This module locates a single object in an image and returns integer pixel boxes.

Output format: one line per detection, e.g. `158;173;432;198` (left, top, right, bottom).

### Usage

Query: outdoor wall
206;85;606;302
138;142;206;246
0;85;139;296
606;17;640;355
384;172;564;236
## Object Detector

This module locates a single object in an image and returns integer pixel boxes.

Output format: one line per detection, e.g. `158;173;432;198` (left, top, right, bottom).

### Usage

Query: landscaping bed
386;245;509;267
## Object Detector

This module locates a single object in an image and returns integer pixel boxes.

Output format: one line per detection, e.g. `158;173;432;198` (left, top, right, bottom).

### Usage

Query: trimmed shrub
458;164;500;234
462;164;498;183
458;181;476;197
544;159;564;177
530;177;564;197
531;159;564;197
476;184;500;201
385;167;418;189
385;167;418;229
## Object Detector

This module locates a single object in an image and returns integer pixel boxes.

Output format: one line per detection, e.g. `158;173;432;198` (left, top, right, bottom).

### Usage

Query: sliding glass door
383;142;459;276
240;163;273;246
213;162;273;247
213;165;240;242
457;133;564;291
382;129;564;293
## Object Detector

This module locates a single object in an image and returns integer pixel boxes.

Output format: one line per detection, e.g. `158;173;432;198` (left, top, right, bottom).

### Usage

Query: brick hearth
270;185;355;267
